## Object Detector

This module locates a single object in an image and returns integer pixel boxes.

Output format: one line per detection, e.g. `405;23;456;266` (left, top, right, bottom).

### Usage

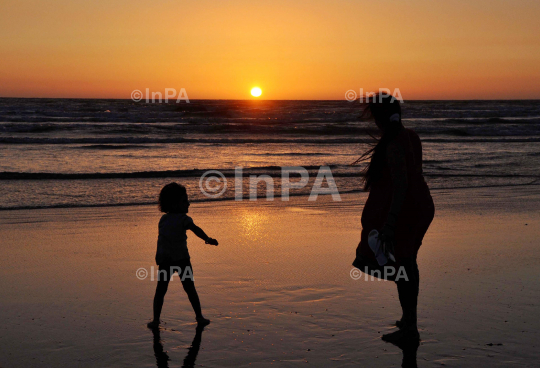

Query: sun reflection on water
239;210;270;243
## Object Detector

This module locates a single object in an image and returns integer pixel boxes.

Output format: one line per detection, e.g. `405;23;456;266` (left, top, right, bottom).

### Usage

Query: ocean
1;98;539;210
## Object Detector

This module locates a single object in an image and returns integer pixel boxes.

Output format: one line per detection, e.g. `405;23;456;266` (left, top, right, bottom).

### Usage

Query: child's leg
152;268;171;323
180;278;204;319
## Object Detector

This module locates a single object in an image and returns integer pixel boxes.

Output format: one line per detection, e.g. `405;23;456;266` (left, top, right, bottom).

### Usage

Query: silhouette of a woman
352;93;435;342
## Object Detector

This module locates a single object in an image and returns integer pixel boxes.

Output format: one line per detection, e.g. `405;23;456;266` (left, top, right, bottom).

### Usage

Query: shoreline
1;182;539;212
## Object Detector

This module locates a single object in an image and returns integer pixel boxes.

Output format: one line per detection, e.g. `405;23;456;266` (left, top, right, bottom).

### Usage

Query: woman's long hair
354;93;403;191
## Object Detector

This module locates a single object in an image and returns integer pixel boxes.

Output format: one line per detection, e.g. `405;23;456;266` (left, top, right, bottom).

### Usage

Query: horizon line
1;96;540;102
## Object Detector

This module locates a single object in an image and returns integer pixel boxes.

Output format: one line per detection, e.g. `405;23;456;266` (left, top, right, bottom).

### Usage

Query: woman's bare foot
147;320;160;329
196;317;210;326
382;325;420;343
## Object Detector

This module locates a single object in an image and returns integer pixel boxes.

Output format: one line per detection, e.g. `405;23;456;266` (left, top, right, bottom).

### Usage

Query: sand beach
1;186;539;367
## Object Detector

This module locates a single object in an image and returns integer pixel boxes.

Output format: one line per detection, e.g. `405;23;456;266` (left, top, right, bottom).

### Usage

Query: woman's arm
382;140;408;239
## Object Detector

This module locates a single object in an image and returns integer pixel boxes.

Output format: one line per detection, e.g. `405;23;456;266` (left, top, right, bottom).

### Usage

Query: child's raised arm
187;222;218;246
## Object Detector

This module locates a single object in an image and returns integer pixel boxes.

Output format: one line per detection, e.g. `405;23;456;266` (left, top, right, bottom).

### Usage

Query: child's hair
158;182;188;213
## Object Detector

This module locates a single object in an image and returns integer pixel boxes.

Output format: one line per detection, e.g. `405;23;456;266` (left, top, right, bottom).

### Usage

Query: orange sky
1;0;539;100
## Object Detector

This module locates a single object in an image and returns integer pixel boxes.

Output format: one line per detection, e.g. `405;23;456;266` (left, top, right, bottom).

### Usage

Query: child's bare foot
196;317;210;326
147;320;160;329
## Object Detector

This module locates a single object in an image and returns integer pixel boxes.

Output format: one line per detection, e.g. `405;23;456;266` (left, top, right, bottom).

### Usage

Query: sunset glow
0;0;539;99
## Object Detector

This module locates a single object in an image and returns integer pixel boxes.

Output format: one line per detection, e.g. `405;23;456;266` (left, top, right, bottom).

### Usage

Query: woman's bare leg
384;260;420;342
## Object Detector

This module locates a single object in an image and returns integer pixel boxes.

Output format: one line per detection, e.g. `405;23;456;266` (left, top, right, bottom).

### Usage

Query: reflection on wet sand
385;339;420;368
152;325;205;368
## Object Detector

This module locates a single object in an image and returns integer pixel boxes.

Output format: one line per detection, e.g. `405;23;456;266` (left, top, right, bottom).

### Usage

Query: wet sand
0;186;539;367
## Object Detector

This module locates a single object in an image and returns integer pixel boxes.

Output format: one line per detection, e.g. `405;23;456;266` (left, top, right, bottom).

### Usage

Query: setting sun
251;87;262;97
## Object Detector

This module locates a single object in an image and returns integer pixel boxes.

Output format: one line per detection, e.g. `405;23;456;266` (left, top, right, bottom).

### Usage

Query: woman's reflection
386;338;420;368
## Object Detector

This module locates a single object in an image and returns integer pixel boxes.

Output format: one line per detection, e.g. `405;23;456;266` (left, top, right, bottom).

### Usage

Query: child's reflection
152;325;205;368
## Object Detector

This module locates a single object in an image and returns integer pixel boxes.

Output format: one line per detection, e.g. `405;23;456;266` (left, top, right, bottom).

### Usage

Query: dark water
1;98;539;210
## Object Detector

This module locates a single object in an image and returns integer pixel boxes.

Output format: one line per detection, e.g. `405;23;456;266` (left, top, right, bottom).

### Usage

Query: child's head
158;182;190;213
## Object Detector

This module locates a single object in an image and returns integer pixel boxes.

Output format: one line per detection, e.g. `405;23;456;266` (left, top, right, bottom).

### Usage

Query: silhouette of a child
147;182;218;329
